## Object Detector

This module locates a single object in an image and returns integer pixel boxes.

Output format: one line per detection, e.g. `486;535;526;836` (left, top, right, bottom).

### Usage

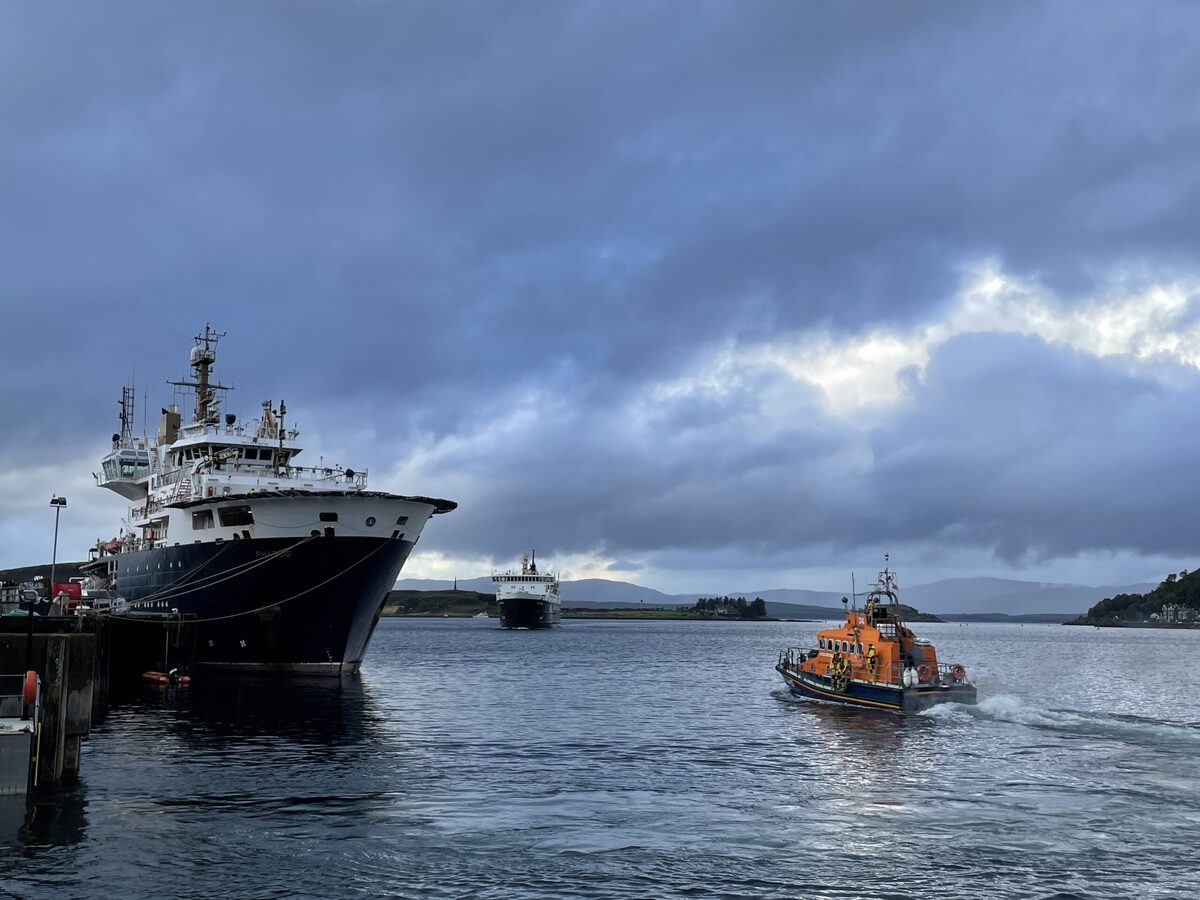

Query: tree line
1085;568;1199;621
691;595;768;618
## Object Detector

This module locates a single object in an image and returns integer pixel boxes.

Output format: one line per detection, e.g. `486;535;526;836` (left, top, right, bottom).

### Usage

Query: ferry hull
112;536;414;673
498;597;561;629
777;664;976;714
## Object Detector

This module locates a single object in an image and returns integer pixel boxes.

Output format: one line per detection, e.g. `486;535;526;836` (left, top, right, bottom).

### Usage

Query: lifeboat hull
776;664;976;714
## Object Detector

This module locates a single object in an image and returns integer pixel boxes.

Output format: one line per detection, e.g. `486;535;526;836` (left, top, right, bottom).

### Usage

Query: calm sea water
2;620;1198;899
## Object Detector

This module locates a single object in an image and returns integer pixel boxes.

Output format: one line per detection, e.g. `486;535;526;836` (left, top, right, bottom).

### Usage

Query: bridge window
396;516;409;525
192;510;214;530
219;505;255;527
319;512;338;522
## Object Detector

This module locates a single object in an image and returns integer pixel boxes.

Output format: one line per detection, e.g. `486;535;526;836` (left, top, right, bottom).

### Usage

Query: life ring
950;664;966;682
916;663;931;683
22;670;37;705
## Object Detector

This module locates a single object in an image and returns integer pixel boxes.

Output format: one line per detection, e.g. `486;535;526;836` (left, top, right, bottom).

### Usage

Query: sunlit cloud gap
765;266;1198;414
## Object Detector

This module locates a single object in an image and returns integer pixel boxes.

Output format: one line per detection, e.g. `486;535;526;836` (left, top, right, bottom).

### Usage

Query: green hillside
382;589;496;617
1077;568;1199;622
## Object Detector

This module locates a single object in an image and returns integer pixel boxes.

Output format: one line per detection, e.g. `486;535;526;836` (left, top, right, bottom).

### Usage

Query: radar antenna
167;323;233;425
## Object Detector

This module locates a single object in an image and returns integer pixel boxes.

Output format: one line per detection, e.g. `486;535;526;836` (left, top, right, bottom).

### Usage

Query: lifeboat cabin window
319;512;339;522
192;510;214;530
219;505;255;527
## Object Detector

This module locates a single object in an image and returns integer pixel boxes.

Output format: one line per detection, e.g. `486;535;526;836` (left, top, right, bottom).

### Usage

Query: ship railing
776;648;969;686
138;466;368;506
196;465;368;488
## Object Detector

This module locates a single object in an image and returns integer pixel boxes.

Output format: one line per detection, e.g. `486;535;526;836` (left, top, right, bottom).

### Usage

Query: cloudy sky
2;2;1198;592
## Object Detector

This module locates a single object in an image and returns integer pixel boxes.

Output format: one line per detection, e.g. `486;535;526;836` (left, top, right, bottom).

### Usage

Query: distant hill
395;574;1152;617
0;561;89;585
900;577;1154;616
382;589;496;616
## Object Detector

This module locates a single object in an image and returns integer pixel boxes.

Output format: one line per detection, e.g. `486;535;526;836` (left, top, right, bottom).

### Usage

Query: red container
52;582;83;607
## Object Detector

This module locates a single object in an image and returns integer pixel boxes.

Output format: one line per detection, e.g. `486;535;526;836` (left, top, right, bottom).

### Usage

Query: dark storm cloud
419;331;1200;572
1;2;1198;575
867;333;1200;563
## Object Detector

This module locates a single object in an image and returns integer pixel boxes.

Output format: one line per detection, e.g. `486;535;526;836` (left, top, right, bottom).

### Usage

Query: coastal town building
1161;604;1198;624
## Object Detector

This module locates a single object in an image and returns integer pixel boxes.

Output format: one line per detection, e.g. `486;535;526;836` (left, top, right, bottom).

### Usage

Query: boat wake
921;694;1200;749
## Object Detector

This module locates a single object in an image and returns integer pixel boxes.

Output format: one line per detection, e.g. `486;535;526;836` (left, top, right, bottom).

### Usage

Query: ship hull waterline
107;535;415;674
776;665;977;714
498;597;561;629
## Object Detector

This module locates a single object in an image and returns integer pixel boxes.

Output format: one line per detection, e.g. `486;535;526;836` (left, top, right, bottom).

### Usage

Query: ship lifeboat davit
773;557;978;714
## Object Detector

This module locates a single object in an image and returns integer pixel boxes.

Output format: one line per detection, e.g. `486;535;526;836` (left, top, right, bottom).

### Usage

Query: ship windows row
819;638;863;655
179;446;275;462
192;505;255;530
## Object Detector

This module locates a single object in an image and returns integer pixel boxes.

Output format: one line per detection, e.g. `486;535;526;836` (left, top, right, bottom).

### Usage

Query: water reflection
0;784;89;850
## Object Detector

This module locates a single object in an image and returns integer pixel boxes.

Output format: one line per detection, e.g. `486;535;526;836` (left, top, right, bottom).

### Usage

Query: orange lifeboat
775;556;977;713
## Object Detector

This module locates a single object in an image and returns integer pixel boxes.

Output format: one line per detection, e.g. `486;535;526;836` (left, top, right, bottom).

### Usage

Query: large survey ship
86;324;455;674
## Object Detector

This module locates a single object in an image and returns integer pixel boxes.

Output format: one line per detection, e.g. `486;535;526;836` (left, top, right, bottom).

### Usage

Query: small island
380;590;776;620
379;589;946;623
1069;568;1200;627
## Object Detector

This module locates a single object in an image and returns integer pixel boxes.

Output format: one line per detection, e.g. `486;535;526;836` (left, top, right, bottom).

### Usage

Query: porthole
365;516;376;527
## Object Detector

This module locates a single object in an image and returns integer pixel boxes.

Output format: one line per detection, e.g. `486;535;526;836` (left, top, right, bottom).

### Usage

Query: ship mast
167;323;233;425
118;385;135;445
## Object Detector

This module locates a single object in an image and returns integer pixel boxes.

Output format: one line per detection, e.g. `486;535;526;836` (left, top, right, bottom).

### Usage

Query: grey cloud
2;2;1199;583
417;331;1200;578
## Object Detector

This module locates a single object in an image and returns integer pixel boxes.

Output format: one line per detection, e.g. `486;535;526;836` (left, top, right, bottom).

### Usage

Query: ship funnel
157;406;182;446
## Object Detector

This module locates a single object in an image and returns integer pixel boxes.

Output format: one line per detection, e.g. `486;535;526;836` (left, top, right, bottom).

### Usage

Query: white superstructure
93;324;446;559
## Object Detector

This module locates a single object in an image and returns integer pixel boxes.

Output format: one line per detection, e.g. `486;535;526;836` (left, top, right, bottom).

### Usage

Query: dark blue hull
777;665;976;713
111;535;414;673
498;598;560;629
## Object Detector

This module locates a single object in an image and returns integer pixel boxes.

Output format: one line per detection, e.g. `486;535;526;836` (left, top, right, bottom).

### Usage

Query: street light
24;496;66;719
49;496;67;599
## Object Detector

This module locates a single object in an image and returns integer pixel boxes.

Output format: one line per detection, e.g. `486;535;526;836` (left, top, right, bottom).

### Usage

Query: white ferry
492;552;561;628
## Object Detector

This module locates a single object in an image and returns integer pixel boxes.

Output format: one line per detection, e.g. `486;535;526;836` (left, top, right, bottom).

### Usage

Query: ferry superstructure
492;552;560;628
87;324;455;674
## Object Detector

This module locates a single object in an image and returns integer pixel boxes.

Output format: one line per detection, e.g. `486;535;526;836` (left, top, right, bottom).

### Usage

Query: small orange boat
776;557;976;713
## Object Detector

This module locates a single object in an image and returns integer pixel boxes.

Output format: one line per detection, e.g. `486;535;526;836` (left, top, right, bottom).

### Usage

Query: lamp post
48;496;66;598
24;496;66;719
